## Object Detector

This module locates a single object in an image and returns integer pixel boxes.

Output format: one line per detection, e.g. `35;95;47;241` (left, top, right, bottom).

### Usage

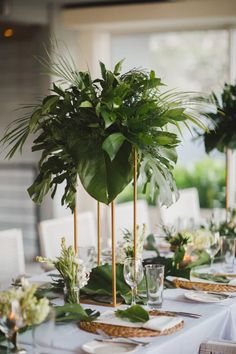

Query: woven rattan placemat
79;310;184;338
173;278;236;292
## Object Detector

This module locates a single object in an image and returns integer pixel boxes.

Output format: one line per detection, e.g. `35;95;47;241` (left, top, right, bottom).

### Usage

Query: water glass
145;264;164;309
221;236;236;273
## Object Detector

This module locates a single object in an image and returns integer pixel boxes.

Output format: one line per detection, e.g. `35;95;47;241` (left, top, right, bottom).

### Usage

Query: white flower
116;224;146;264
76;259;90;288
186;229;213;251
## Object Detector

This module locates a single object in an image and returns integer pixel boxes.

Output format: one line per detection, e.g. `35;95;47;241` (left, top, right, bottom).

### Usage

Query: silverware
166;310;201;319
94;338;148;346
96;329;150;346
192;286;235;299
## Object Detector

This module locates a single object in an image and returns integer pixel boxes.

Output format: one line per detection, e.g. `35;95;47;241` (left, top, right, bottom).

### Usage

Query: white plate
184;291;226;303
82;340;139;354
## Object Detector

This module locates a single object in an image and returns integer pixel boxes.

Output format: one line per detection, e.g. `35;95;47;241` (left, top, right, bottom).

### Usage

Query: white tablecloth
18;272;236;354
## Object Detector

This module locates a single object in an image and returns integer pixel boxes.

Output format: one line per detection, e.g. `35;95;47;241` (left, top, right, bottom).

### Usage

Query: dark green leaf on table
55;303;100;323
115;305;149;323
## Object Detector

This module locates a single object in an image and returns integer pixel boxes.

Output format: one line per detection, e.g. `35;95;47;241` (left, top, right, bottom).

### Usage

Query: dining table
15;267;236;354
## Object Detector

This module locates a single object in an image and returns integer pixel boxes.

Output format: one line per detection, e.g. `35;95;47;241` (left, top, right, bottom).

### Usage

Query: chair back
113;200;150;243
0;228;25;283
160;187;201;229
39;212;96;259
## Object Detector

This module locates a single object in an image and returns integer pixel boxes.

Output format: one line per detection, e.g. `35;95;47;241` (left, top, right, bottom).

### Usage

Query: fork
96;329;150;346
192;286;236;298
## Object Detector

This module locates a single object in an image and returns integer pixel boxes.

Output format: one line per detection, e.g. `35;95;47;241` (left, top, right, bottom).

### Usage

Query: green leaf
100;61;107;79
55;303;100;323
41;95;59;115
71;135;132;204
114;60;124;75
79;101;92;108
100;108;116;129
115;305;149;323
102;133;126;161
153;131;180;146
29;109;42;132
160;108;186;121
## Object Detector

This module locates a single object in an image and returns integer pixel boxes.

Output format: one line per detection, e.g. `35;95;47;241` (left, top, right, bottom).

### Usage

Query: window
112;30;229;208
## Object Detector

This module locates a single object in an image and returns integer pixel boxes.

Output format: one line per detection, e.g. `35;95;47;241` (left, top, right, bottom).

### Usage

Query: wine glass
0;300;26;353
206;232;222;272
78;246;96;270
123;258;143;306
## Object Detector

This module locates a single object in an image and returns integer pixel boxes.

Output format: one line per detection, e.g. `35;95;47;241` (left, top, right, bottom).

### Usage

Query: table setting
1;44;236;354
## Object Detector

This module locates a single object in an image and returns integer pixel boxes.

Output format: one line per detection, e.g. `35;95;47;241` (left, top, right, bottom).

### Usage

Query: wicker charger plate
173;278;236;292
79;310;184;338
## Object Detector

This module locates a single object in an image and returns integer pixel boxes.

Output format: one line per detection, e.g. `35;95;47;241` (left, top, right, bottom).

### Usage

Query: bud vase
63;285;80;304
9;330;26;354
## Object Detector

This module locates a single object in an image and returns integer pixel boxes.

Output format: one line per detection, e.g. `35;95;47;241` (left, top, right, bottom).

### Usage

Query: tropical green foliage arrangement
1;50;211;211
199;83;236;154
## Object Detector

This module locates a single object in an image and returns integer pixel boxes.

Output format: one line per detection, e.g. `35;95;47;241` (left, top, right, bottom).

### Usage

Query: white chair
0;228;25;284
38;212;96;259
199;340;236;354
160;187;201;229
110;200;150;243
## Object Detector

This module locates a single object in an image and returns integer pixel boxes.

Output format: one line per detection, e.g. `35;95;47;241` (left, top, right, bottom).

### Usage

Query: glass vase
63;285;80;304
8;330;26;354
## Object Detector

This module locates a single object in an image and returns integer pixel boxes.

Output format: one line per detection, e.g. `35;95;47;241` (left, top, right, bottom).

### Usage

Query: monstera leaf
69;135;133;204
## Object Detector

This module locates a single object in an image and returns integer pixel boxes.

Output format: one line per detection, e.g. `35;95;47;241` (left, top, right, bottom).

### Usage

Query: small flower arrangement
0;279;50;326
181;229;213;251
37;238;90;303
116;224;146;264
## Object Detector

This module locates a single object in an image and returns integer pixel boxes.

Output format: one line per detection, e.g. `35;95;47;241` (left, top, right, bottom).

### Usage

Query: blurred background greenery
117;158;225;209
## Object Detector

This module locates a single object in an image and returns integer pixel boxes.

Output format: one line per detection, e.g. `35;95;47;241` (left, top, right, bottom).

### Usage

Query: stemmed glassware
206;232;222;272
78;246;96;270
0;300;26;354
123;258;143;306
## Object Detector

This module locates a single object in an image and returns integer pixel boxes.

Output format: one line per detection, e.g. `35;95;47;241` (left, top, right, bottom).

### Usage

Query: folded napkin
95;310;183;332
228;279;236;286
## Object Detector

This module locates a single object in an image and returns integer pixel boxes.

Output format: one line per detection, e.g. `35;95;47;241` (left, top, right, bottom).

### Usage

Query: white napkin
95;310;183;332
142;316;183;331
228;279;236;286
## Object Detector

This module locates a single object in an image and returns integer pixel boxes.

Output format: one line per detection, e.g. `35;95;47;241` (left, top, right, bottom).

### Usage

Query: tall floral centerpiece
197;83;236;210
1;49;213;305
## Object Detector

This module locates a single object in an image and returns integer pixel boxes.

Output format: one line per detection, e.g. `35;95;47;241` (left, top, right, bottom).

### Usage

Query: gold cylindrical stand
226;148;231;211
73;207;77;253
111;201;117;306
133;148;137;260
97;202;101;266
